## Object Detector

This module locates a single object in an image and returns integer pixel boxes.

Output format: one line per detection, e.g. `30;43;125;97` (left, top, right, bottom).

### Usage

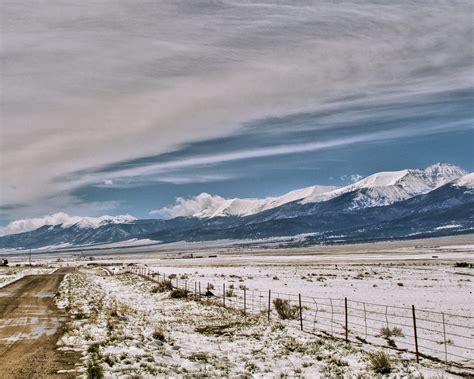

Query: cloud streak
1;0;473;220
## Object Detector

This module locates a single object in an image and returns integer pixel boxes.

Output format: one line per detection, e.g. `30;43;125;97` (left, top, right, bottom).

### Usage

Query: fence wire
130;266;474;371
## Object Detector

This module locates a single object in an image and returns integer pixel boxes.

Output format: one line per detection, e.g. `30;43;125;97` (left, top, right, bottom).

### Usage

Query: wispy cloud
1;0;473;220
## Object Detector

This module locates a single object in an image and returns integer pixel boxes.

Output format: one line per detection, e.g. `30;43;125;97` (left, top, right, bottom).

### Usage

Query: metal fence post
345;297;348;343
442;312;448;364
268;290;271;321
412;305;420;363
243;287;247;315
299;294;303;331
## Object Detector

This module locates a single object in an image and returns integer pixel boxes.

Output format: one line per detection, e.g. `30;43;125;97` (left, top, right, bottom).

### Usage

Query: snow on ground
145;263;473;315
0;265;56;288
55;269;455;377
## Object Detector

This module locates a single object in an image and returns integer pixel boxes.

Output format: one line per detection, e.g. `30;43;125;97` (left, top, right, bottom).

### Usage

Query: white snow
302;163;467;207
154;185;337;218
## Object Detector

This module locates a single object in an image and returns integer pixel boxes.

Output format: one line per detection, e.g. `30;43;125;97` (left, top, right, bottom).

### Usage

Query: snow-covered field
55;268;462;377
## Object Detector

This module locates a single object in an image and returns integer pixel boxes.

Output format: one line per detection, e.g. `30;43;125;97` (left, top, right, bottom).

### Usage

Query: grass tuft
367;351;391;374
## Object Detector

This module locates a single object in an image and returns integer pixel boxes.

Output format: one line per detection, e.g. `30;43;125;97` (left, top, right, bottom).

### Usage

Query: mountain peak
301;163;467;208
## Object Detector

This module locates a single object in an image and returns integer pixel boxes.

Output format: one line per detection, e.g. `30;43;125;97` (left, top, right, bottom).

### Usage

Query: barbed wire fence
128;265;474;373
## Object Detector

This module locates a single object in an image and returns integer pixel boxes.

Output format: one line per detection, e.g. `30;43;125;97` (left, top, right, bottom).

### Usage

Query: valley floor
0;236;472;377
54;266;471;378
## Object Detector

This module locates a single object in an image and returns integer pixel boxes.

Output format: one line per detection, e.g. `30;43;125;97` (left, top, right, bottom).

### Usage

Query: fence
129;266;474;372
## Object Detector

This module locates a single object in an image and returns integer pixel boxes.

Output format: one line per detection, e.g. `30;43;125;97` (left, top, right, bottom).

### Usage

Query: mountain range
1;163;473;250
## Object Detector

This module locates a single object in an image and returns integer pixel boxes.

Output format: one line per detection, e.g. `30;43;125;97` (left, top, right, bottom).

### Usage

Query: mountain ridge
0;164;472;250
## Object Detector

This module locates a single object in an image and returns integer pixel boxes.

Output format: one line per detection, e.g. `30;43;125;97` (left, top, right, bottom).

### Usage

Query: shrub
86;360;104;379
152;280;173;293
379;326;404;339
273;298;299;320
152;327;166;341
168;273;177;279
170;289;188;298
367;351;391;374
87;343;100;355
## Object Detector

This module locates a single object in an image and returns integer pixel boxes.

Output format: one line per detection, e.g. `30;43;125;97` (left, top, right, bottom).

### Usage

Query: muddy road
0;268;80;378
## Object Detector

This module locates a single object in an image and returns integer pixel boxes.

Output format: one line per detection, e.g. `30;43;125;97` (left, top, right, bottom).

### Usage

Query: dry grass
367;351;392;374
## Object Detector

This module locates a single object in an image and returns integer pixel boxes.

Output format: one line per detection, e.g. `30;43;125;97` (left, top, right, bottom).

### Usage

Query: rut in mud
0;268;80;378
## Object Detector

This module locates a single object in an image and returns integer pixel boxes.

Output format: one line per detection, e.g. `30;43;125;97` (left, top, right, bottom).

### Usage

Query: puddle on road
0;314;66;342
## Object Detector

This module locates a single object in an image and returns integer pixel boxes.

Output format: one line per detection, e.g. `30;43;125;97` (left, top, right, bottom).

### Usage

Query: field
0;235;473;377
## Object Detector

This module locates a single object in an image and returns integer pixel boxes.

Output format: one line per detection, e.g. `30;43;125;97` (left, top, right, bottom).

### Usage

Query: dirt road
0;268;80;378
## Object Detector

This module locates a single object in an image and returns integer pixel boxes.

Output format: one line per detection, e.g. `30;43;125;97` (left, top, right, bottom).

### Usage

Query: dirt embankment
0;268;80;378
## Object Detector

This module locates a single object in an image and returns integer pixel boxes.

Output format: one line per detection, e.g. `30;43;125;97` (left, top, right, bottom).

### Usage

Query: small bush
367;351;391;374
168;274;177;279
152;280;173;293
87;343;100;355
273;298;299;320
152;327;166;341
170;289;188;298
86;360;104;379
379;326;404;339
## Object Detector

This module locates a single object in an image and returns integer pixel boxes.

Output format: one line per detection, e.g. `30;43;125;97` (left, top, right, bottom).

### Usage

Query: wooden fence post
223;283;226;307
345;297;348;343
199;282;201;301
412;305;420;363
268;290;271;321
299;294;303;331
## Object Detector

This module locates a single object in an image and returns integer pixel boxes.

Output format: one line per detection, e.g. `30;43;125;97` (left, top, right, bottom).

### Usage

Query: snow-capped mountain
301;163;466;208
0;213;137;237
0;163;472;250
156;185;337;218
157;163;466;218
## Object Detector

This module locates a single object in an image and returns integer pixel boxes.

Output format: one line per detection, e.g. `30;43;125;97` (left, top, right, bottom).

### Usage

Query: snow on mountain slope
155;185;337;219
0;213;137;236
301;163;467;208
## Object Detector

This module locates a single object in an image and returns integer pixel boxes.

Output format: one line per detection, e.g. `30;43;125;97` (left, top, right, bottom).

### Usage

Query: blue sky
1;1;473;225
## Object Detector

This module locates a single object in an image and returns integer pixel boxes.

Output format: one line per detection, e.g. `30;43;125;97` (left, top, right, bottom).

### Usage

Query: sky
1;0;473;228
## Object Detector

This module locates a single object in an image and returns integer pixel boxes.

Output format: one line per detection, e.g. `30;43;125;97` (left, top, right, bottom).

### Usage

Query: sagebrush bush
152;280;173;293
152;327;166;341
273;298;299;320
86;360;104;379
170;288;188;298
367;351;391;374
379;326;404;339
